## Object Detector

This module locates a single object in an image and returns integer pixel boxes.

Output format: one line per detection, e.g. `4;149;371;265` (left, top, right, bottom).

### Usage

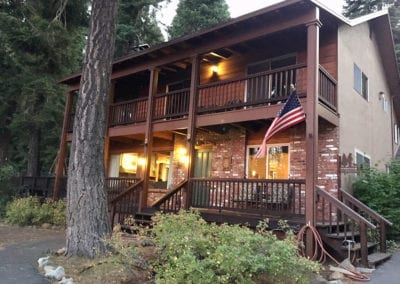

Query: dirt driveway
0;223;65;284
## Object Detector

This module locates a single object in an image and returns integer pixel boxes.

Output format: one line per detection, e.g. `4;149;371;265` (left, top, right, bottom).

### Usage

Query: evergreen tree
66;0;118;258
168;0;230;39
0;1;87;175
115;0;165;57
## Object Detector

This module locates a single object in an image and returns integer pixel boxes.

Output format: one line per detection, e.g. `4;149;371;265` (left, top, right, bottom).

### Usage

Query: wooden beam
305;7;321;256
53;90;74;200
141;69;158;210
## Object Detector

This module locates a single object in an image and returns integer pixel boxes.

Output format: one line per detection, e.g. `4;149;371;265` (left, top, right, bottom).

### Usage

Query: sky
158;0;345;32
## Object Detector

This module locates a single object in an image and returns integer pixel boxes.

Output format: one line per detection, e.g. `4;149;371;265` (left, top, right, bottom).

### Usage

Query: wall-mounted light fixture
177;147;189;168
379;91;385;100
211;64;219;74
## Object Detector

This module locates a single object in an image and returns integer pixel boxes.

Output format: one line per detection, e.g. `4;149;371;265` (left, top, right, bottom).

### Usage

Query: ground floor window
109;153;144;177
247;144;289;179
355;149;370;169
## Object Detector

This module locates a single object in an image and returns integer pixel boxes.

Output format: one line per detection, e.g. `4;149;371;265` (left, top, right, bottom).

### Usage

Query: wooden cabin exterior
51;0;399;266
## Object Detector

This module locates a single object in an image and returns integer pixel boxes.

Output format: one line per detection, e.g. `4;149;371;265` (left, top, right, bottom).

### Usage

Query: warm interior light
138;157;146;166
120;153;138;173
211;65;219;74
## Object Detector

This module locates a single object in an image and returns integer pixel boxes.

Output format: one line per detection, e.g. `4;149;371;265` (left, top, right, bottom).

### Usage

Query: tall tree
115;0;165;57
0;1;87;175
168;0;230;39
66;0;118;257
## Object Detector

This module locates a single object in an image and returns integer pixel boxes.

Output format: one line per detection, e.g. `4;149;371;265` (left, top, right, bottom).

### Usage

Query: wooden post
141;69;158;210
53;89;74;200
360;222;368;267
186;55;200;209
380;220;387;253
305;7;321;256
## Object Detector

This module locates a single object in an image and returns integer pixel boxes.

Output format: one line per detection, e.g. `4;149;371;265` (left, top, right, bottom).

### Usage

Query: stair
318;223;392;268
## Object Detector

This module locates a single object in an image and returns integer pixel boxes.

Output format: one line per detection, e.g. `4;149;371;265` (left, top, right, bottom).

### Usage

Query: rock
140;239;155;247
37;256;50;268
56;247;66;255
58;276;74;284
41;223;52;229
45;266;65;281
44;265;56;274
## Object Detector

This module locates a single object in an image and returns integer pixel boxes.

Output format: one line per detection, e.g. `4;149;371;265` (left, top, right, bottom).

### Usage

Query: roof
60;0;400;107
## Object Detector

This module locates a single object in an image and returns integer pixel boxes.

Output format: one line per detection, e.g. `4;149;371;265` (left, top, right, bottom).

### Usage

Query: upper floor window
395;124;399;144
354;63;369;100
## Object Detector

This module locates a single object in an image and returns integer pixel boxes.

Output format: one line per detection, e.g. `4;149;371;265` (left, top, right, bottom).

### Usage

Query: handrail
316;186;375;229
152;179;188;208
340;189;392;226
319;65;337;85
110;179;143;204
154;87;191;98
110;97;147;107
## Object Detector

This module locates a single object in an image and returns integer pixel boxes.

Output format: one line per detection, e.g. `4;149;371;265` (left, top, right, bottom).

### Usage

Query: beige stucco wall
337;22;393;171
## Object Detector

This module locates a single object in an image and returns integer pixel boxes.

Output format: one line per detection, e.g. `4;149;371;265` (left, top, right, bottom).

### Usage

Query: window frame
355;149;371;169
353;63;369;100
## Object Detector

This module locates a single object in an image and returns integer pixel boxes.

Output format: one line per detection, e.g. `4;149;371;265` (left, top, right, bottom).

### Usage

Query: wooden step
340;242;378;252
325;231;360;239
368;252;392;268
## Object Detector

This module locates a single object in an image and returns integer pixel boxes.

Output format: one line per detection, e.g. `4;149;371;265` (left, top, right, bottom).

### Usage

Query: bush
353;159;400;239
6;196;66;227
152;210;320;284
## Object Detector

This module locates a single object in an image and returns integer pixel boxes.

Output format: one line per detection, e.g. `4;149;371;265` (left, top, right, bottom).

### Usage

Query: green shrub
152;210;320;284
0;163;18;218
6;196;66;227
353;159;400;239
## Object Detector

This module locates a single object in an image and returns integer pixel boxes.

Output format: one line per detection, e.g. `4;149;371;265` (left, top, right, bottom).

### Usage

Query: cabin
49;0;398;267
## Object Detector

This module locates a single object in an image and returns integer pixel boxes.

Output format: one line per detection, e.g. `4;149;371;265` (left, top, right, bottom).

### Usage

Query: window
247;144;289;179
353;63;368;100
383;96;388;113
395;124;399;144
355;150;370;169
246;54;297;102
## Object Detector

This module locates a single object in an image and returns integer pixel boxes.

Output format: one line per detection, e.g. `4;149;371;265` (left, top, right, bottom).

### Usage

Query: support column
140;68;158;210
186;55;200;208
53;89;74;200
305;8;321;255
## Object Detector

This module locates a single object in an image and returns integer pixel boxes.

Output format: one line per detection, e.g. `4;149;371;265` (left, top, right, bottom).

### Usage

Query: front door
193;148;212;206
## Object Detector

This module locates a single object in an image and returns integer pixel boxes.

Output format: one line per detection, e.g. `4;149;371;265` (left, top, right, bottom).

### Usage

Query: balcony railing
153;88;190;120
198;64;307;113
109;97;148;126
83;64;336;128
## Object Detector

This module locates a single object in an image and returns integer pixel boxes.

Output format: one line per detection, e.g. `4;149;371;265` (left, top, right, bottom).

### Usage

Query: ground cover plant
151;210;320;284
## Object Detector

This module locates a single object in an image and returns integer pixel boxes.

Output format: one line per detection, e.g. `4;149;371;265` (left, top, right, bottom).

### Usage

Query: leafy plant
152;210;320;283
5;196;66;227
0;163;18;218
353;159;400;239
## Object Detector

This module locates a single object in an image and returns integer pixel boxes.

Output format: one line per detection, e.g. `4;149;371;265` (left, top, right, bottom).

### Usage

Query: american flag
255;91;305;158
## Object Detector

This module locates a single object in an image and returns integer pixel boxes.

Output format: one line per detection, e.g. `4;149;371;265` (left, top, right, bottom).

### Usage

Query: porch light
211;65;219;74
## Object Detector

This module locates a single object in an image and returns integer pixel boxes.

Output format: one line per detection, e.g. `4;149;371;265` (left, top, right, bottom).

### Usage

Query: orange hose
296;224;370;282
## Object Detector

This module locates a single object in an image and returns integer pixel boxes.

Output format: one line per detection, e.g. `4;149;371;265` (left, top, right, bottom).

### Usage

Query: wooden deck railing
198;64;307;113
20;176;67;198
316;186;376;266
109;97;148;126
105;177;142;203
189;178;306;216
110;179;143;228
78;64;338;128
152;180;188;213
153;88;190;120
319;66;337;111
339;189;392;253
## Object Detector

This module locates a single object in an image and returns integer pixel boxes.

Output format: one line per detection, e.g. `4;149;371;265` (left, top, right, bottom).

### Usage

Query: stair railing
152;180;188;213
110;179;143;228
339;189;392;253
316;186;376;266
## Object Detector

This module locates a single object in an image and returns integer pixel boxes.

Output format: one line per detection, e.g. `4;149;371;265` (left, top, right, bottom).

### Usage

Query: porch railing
20;176;66;198
110;179;143;228
197;64;307;113
339;189;392;253
189;178;305;216
109;97;148;126
316;186;376;266
153;88;190;120
106;177;142;203
152;180;188;213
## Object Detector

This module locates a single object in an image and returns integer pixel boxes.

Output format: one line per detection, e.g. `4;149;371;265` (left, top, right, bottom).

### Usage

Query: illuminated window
246;144;289;179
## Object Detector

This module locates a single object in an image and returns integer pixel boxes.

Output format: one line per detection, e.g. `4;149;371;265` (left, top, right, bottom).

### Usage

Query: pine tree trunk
66;0;118;258
27;127;40;176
